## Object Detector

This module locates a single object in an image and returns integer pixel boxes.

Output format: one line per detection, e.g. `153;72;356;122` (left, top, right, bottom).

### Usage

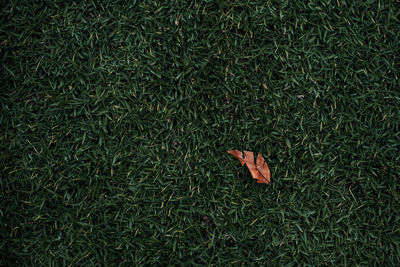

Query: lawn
1;0;400;265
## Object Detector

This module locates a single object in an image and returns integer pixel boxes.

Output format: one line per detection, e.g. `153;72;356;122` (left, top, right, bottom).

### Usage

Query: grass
1;0;400;265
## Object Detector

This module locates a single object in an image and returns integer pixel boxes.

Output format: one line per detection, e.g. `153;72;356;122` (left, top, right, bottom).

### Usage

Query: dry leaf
228;150;271;184
227;149;245;165
175;15;181;26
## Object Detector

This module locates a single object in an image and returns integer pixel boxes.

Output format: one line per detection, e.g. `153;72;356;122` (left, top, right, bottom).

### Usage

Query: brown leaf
256;153;271;184
228;150;271;184
227;150;245;165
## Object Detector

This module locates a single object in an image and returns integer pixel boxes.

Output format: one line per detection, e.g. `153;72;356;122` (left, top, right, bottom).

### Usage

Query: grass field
1;0;400;265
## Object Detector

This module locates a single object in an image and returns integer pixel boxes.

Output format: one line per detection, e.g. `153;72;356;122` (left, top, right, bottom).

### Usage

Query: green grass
1;0;400;265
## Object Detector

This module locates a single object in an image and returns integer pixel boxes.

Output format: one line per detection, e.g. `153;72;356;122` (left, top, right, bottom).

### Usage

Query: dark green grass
1;0;400;265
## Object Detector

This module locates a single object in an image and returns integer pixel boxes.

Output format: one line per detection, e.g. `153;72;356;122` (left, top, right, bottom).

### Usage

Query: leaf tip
227;150;245;165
